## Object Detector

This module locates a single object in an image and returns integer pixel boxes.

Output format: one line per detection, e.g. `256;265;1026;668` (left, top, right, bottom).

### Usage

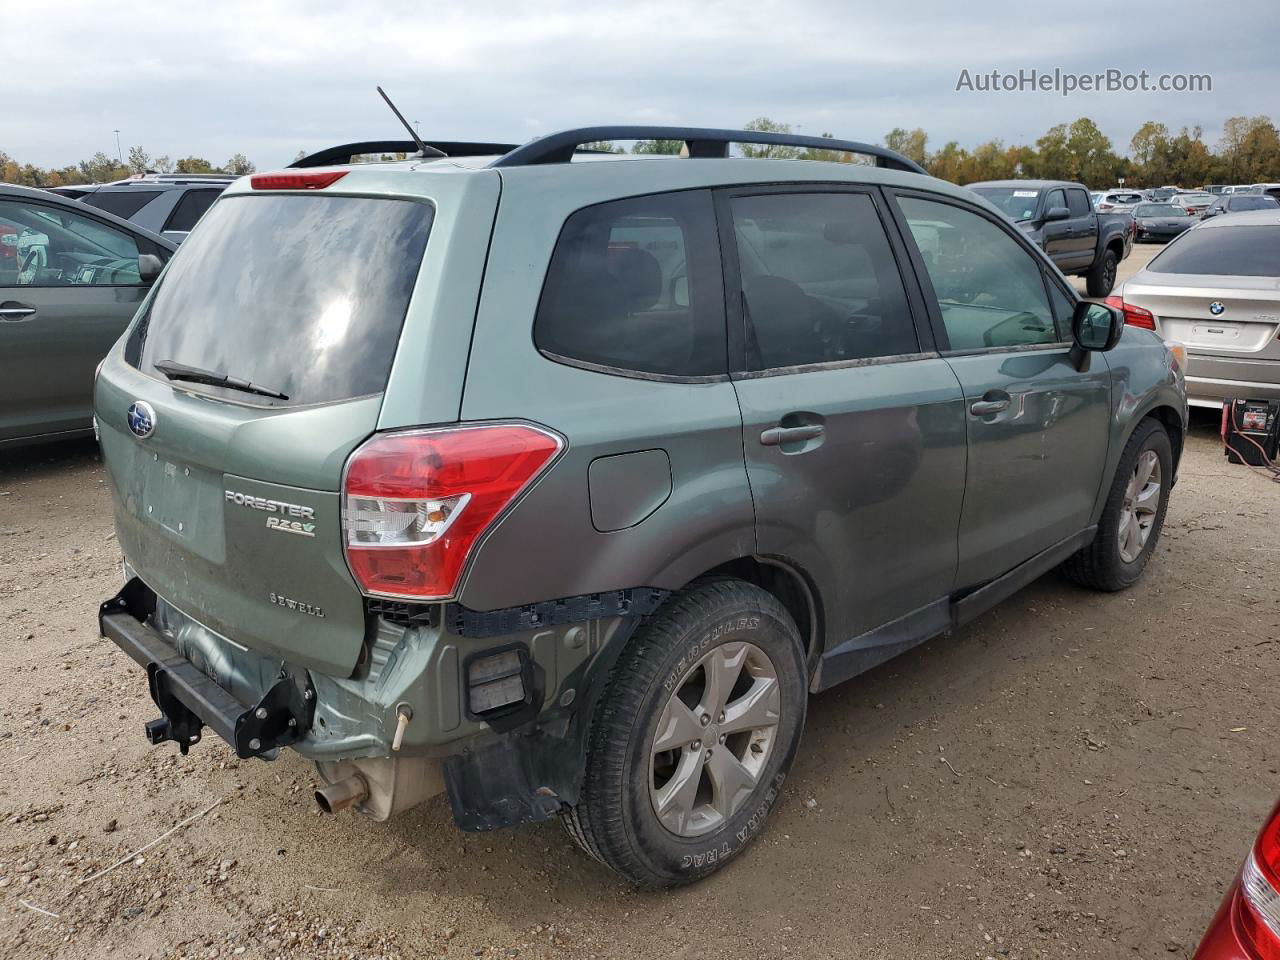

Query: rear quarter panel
1091;327;1187;525
454;166;755;611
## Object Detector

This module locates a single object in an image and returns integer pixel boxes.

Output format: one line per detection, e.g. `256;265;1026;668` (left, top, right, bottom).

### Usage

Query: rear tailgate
97;365;376;676
94;172;500;677
1127;280;1280;361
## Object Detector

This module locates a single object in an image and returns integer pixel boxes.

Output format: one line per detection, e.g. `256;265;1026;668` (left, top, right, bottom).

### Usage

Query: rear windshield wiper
153;360;289;401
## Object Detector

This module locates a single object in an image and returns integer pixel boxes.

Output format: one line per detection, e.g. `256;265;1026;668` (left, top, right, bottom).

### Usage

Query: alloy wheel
648;642;780;838
1119;449;1161;563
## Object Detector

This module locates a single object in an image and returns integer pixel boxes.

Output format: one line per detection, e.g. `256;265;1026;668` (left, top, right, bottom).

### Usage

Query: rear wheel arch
691;556;823;678
1144;405;1184;471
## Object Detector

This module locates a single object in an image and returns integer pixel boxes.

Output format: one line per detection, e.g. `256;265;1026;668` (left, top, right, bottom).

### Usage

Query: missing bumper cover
99;578;315;758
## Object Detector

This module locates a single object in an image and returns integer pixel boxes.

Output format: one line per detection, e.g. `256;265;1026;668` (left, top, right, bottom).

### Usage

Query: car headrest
607;245;663;312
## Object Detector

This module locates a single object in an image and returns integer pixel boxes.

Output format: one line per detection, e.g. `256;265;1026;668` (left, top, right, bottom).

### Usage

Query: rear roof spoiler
291;127;927;175
290;140;520;168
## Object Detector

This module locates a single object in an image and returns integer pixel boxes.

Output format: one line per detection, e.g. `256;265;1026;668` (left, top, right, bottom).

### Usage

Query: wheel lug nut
700;714;710;726
718;713;725;723
719;734;726;744
691;740;701;751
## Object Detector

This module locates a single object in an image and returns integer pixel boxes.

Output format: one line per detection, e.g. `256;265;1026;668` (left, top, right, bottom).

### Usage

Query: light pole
113;129;123;165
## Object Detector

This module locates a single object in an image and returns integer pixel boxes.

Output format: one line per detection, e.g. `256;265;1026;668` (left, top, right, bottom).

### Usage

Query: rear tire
563;580;807;887
1061;418;1172;591
1086;248;1119;297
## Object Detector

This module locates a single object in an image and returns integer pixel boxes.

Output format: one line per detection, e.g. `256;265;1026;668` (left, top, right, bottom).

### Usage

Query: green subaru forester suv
94;126;1187;887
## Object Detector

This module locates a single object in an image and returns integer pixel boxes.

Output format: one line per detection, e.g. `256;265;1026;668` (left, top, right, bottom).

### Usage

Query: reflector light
467;649;528;715
1105;295;1156;330
250;171;348;191
342;424;563;600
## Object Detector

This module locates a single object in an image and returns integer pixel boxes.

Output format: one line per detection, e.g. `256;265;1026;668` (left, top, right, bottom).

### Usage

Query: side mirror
138;253;164;284
1043;206;1071;223
1072;301;1123;352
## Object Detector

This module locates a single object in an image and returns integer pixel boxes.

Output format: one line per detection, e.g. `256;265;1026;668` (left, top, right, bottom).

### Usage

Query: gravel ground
4;242;1277;960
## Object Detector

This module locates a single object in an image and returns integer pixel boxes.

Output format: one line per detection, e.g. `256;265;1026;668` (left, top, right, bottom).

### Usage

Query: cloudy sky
9;0;1276;170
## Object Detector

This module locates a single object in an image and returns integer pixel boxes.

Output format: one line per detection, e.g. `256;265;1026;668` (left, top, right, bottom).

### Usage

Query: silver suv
93;126;1186;887
52;173;234;243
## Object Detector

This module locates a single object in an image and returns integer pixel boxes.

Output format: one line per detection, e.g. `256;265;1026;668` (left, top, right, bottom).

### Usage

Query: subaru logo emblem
127;401;156;439
1209;301;1225;316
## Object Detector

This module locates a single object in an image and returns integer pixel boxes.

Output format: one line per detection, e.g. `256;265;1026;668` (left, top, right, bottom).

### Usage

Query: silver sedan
1108;210;1280;409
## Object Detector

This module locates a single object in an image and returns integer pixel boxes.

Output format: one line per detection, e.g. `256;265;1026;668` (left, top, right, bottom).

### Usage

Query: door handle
970;397;1011;416
0;302;36;321
760;424;824;446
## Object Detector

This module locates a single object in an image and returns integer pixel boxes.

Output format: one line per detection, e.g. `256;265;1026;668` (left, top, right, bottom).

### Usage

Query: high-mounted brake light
1105;295;1157;331
1237;806;1280;959
250;171;348;191
342;424;563;601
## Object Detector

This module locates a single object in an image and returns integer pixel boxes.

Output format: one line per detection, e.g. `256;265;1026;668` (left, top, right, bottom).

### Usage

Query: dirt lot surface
5;243;1278;960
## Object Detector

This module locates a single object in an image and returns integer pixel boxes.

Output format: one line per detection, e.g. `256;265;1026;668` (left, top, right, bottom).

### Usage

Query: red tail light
250;171;348;190
342;424;563;600
1237;805;1280;959
1105;295;1156;330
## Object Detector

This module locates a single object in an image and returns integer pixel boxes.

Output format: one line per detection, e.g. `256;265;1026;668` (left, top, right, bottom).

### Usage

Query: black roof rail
487;126;928;174
290;140;520;168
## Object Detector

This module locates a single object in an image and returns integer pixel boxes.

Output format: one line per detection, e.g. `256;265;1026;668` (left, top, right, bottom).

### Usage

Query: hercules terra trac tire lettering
563;580;807;887
1061;417;1172;592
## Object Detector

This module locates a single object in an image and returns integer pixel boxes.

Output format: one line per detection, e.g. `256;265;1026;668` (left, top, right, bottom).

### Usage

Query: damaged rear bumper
99;578;315;759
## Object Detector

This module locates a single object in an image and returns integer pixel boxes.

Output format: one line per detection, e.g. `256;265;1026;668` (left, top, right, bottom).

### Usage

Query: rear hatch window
1149;226;1280;277
125;193;434;406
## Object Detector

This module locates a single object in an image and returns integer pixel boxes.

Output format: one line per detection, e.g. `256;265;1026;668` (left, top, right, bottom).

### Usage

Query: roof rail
290;140;520;168
487;126;928;174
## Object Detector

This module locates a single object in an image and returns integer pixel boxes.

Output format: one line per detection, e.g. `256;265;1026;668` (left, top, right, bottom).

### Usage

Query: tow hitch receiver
100;578;315;758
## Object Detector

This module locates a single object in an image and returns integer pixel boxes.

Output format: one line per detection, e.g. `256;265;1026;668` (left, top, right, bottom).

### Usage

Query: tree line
0;146;256;187
4;114;1277;189
614;115;1280;188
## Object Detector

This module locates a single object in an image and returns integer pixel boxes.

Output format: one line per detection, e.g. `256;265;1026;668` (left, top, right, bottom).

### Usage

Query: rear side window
899;196;1058;351
83;190;162;220
729;191;918;369
163;188;224;233
126;194;432;407
534;190;725;378
1148;226;1280;277
1066;189;1091;217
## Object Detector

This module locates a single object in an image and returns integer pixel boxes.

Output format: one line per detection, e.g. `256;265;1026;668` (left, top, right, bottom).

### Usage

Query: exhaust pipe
315;774;369;815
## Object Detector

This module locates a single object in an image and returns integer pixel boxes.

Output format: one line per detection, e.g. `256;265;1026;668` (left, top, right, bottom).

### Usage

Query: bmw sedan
0;183;175;446
1107;210;1280;409
1132;202;1196;242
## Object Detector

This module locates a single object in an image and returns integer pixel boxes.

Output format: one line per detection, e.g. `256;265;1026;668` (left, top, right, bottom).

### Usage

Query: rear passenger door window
896;196;1059;350
163;188;223;234
1066;189;1091;217
534;189;725;378
726;190;919;370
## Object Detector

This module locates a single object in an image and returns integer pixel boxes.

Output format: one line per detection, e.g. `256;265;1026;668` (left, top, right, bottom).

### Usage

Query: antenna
376;86;445;158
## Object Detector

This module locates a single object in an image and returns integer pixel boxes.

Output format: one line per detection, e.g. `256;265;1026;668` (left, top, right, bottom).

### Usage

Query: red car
1194;801;1280;958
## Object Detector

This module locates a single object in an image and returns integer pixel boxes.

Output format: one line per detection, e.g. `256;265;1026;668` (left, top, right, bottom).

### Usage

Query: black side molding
99;578;314;758
812;527;1097;693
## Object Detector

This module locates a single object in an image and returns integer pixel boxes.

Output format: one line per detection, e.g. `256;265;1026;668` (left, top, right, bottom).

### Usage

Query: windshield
1149;225;1280;277
1178;194;1213;204
1135;204;1184;217
125;193;433;407
969;187;1040;221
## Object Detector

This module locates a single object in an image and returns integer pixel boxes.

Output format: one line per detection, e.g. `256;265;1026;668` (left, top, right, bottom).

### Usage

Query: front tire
1061;418;1172;591
563;580;807;887
1086;248;1119;297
